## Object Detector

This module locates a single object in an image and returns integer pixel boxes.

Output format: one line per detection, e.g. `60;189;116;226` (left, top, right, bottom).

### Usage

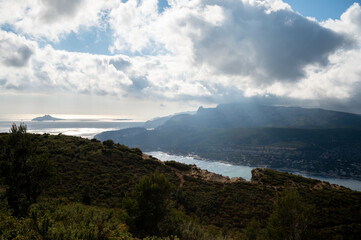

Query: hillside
1;132;361;239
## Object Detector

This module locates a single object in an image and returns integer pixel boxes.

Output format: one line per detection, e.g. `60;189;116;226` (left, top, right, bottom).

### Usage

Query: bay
147;151;361;191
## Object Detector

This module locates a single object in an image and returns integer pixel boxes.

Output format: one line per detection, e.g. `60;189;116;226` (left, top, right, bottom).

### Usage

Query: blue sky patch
51;25;114;55
1;24;16;33
158;0;170;13
284;0;357;21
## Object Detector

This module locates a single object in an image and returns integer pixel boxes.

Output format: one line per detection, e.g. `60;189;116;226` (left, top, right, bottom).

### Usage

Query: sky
1;0;361;120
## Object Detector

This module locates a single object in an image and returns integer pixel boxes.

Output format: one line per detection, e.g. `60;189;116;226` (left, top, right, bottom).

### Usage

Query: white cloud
0;0;30;26
322;3;361;43
0;28;215;101
35;46;134;95
0;31;36;90
0;31;36;68
0;0;117;41
1;0;361;114
109;0;159;53
0;30;134;96
244;0;291;13
109;0;347;84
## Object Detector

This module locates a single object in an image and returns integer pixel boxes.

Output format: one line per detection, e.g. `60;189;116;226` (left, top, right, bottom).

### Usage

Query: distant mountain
96;103;361;180
32;114;64;121
143;111;196;129
159;103;361;130
143;116;173;129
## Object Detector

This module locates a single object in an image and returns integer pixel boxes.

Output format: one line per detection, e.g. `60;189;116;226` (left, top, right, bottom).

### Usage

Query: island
31;114;64;121
113;118;133;121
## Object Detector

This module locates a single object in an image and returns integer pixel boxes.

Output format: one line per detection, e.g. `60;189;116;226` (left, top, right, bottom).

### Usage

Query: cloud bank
1;0;361;114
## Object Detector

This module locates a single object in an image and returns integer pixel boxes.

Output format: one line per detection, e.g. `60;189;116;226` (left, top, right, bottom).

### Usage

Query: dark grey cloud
193;0;349;83
0;78;27;91
109;58;131;71
94;89;108;96
41;0;84;23
0;79;6;87
130;76;149;90
5;83;24;90
3;45;33;67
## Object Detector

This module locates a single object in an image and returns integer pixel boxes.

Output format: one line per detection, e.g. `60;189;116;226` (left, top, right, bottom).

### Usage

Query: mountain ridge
157;103;361;129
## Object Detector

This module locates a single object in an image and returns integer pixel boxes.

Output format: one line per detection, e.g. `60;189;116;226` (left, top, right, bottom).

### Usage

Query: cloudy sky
1;0;361;120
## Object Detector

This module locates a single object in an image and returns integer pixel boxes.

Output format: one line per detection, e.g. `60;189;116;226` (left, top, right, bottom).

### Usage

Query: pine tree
124;171;175;236
0;123;55;216
265;188;314;240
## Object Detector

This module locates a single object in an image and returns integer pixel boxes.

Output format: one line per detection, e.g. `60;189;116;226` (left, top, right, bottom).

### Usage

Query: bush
124;171;175;237
265;188;315;240
103;139;115;148
165;161;192;171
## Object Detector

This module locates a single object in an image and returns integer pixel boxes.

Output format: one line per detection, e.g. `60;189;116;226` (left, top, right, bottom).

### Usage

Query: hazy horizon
0;113;147;122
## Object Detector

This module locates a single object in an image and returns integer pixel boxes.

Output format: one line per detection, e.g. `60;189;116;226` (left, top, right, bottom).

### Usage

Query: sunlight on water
0;114;144;122
0;120;144;139
28;128;118;139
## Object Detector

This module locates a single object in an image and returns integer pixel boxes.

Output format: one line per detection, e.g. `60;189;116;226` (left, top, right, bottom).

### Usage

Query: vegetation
264;189;314;240
0;123;55;216
0;198;132;240
124;171;175;237
1;125;361;239
164;160;192;171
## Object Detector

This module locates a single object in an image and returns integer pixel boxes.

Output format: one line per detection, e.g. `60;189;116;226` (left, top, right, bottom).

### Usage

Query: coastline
147;150;361;191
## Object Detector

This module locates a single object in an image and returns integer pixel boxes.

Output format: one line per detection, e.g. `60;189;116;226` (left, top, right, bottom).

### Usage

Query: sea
0;114;144;139
1;115;360;192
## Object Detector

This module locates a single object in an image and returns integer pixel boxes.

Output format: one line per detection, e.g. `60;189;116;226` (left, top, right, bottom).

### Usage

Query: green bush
265;188;315;240
165;161;192;171
124;171;175;237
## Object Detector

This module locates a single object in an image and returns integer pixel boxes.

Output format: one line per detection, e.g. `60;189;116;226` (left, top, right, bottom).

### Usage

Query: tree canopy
124;171;175;237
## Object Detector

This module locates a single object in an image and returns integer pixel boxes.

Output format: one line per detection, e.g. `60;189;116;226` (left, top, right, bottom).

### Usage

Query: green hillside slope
1;132;361;239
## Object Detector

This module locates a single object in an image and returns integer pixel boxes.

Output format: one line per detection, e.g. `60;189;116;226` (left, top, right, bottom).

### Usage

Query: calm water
0;120;144;139
147;151;361;191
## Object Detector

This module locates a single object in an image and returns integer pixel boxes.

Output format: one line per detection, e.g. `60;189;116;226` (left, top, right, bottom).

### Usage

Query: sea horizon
0;115;145;139
0;113;146;122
